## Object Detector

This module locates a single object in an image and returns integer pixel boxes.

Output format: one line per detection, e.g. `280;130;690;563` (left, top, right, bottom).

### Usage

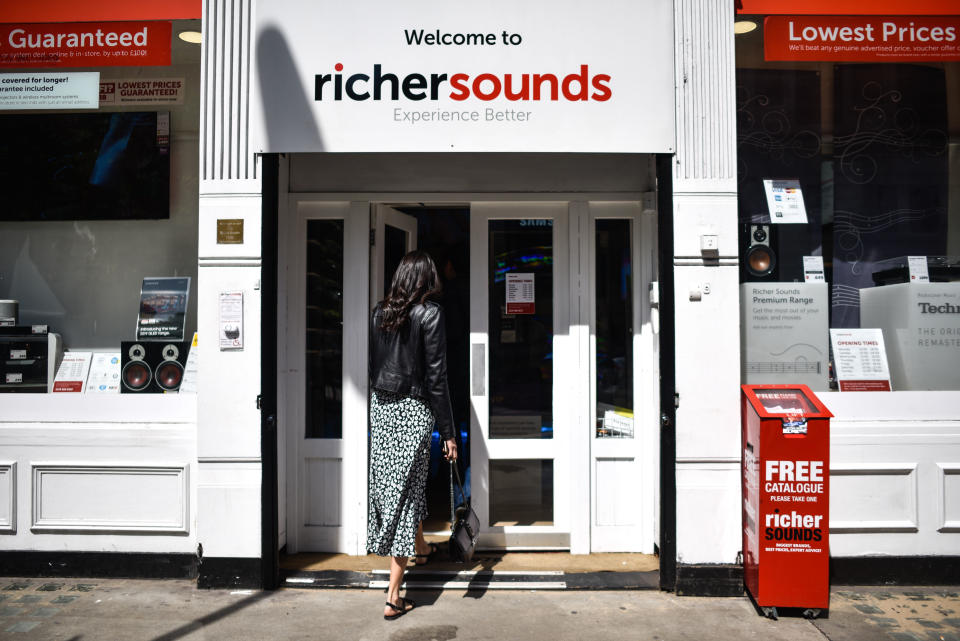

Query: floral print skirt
366;389;433;557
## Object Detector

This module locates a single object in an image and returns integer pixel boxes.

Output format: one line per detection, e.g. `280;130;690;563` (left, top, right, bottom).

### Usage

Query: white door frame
370;204;418;307
280;191;657;554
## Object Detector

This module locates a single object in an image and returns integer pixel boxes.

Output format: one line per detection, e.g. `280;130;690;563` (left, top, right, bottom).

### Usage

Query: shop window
736;18;960;392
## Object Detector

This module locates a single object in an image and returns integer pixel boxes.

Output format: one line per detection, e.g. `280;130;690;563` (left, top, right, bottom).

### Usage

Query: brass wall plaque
217;219;244;244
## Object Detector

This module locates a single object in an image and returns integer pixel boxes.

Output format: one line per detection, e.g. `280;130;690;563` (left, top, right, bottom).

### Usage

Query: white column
672;0;742;565
197;0;264;567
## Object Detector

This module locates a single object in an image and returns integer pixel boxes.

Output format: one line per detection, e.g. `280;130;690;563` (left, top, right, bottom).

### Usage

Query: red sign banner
740;1;959;16
838;380;892;392
765;16;960;62
0;22;172;68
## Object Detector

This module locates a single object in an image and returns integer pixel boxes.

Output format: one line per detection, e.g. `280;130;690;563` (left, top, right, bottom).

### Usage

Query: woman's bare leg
414;522;432;556
384;555;411;617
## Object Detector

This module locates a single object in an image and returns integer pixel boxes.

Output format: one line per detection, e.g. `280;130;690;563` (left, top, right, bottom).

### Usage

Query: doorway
282;196;657;555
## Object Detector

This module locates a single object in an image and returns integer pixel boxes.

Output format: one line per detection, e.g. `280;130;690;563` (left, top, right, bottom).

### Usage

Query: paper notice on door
53;351;92;393
219;291;244;350
506;273;535;314
830;328;892;392
763;179;808;224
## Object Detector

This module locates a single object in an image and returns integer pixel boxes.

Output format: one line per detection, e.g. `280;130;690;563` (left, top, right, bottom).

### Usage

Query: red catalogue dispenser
741;384;833;619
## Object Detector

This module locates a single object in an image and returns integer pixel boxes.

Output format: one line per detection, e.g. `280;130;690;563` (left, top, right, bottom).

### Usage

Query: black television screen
0;111;170;221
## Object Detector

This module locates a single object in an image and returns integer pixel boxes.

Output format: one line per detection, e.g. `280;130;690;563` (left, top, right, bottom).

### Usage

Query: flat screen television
0;111;170;221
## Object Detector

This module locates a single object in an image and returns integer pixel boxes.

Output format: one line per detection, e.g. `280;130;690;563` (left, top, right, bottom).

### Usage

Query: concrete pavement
0;577;957;641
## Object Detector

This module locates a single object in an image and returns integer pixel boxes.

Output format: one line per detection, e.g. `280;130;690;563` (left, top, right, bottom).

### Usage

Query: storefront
3;0;954;594
734;1;960;581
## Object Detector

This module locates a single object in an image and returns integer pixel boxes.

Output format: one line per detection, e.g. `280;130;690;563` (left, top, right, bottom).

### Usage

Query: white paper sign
505;273;535;314
99;78;185;105
0;72;100;110
179;333;199;394
907;256;930;282
830;328;891;392
53;351;92;393
803;256;825;282
86;352;121;394
219;292;244;350
763;179;808;224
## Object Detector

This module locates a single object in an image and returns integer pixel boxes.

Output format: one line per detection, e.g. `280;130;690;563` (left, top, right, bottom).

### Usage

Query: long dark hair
378;250;442;333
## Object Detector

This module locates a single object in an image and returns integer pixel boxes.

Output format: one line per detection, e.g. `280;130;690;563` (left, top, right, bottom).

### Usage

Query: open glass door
371;205;418;307
470;203;572;548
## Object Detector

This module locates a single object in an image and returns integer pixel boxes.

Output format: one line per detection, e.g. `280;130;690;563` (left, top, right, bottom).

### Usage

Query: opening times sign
765;16;960;62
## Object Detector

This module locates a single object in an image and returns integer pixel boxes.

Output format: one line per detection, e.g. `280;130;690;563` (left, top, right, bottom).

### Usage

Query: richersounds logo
314;63;612;102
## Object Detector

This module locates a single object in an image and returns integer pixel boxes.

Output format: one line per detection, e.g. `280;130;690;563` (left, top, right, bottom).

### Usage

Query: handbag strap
449;459;468;507
448;459;455;525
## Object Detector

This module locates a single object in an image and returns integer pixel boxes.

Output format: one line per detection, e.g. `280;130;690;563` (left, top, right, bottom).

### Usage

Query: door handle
472;343;485;396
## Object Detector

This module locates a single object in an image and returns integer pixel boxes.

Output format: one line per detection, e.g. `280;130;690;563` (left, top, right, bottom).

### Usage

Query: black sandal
412;542;439;565
384;596;415;620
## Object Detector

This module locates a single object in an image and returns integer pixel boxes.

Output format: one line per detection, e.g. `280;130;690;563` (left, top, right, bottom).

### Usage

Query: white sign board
741;282;829;390
0;72;99;110
763;179;808;224
253;0;675;153
100;77;184;105
830;328;891;392
861;282;960;391
86;352;121;394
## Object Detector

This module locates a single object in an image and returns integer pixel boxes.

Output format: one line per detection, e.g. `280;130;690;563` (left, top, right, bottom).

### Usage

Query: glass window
595;219;634;438
305;219;344;438
736;18;960;392
488;219;554;439
489;459;554;526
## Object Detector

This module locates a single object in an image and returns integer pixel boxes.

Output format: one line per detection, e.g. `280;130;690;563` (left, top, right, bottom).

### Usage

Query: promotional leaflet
219;292;243;351
0;72;99;110
136;277;190;341
52;351;92;392
85;352;121;394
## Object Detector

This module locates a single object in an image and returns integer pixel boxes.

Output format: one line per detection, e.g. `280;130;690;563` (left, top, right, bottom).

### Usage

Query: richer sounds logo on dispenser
313;27;613;126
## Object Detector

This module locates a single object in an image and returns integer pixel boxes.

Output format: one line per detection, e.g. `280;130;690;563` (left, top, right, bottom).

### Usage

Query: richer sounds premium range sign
253;0;675;153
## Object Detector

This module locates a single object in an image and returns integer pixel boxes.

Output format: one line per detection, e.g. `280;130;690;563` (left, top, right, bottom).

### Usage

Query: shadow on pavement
149;591;273;641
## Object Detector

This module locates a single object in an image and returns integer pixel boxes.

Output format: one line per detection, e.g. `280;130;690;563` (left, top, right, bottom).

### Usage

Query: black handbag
447;460;479;563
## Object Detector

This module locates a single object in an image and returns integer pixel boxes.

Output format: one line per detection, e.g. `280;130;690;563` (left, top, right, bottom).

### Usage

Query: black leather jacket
369;301;455;441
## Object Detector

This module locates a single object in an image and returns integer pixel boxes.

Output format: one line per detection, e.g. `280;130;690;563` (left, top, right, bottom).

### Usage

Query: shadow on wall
256;26;325;152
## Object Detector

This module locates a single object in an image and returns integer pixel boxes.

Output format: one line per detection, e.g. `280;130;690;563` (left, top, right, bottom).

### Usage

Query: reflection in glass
595;220;634;438
306;220;344;439
489;459;554;526
488;220;553;439
384;224;407;298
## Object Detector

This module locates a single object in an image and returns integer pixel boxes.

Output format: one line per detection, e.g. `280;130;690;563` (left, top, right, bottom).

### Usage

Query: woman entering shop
367;250;458;620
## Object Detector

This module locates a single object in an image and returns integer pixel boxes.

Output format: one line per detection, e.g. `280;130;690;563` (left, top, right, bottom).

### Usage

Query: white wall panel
938;464;960;533
0;462;15;533
673;265;741;460
676;463;741;564
595;459;637;527
31;464;188;533
830;464;918;533
196;462;261;558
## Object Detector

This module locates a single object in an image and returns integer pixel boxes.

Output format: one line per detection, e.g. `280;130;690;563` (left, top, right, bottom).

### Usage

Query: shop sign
0;71;99;110
765;16;960;62
739;0;958;15
100;77;184;105
0;22;172;69
505;273;535;314
253;0;675;153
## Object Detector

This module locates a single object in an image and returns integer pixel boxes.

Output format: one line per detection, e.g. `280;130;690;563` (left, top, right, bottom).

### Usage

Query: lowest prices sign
765;16;960;62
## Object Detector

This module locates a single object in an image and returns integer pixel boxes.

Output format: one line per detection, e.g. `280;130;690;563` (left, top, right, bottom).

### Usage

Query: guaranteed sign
0;22;172;68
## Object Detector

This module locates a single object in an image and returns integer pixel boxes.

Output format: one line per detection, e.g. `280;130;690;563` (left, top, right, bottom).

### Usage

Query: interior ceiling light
734;20;758;35
178;31;202;44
